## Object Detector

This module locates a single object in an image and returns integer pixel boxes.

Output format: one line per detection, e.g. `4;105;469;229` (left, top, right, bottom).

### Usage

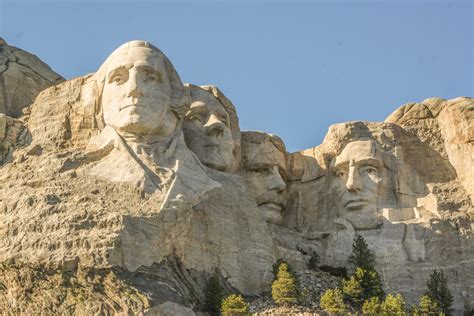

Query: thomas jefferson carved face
100;44;177;139
331;140;387;229
241;134;288;225
183;90;234;171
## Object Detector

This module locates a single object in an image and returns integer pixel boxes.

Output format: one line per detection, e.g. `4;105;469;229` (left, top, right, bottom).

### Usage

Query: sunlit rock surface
0;39;472;314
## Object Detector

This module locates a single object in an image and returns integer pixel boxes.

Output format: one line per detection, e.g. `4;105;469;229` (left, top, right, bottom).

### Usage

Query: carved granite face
183;90;234;171
100;45;177;139
331;140;386;229
241;138;287;225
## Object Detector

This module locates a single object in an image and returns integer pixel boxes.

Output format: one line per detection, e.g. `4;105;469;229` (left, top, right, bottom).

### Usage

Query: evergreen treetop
320;288;347;315
204;272;224;316
271;262;298;306
424;269;454;316
342;267;385;309
347;234;376;271
221;294;249;316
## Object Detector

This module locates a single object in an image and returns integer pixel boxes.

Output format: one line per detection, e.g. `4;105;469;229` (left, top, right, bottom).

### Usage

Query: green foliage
424;270;454;316
348;235;376;271
412;295;441;315
362;296;382;315
381;294;406;315
299;286;313;307
204;272;224;315
463;295;474;316
272;259;296;280
271;263;298;306
320;288;347;315
308;251;320;270
342;267;384;309
221;294;249;316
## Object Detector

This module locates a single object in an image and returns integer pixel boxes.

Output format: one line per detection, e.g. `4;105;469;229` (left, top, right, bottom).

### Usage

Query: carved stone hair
241;131;286;154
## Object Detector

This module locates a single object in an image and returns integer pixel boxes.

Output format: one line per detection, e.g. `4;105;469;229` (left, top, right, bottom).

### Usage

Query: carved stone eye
219;116;228;126
362;166;378;176
112;76;124;84
147;75;159;82
189;115;202;123
335;170;346;178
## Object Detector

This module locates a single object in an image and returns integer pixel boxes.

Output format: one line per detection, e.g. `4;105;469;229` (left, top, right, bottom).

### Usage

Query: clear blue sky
1;0;472;152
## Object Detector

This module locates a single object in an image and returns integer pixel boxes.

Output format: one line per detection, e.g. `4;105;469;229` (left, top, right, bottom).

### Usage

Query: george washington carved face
97;41;180;140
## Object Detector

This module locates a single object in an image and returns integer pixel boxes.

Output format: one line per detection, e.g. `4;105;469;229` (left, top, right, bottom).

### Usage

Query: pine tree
342;267;384;309
347;234;376;271
424;269;454;315
412;295;440;315
204;272;224;315
381;293;406;315
271;262;298;306
221;294;249;316
272;259;297;281
320;288;347;315
362;296;382;315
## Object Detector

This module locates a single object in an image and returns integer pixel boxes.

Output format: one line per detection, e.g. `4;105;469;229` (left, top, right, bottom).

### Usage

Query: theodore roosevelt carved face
331;139;387;230
241;132;288;225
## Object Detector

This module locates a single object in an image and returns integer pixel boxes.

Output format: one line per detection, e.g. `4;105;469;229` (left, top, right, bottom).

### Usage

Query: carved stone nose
346;163;362;191
268;166;286;191
127;82;142;98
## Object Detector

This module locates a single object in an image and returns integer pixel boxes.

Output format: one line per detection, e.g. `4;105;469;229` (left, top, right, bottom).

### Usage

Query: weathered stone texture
0;38;64;118
0;39;472;314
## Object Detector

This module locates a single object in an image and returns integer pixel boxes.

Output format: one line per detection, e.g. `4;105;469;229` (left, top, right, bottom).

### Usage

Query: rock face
0;38;64;118
0;40;472;314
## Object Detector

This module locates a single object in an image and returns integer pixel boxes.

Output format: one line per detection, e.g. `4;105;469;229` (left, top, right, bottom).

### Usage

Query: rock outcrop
0;39;472;314
0;38;64;118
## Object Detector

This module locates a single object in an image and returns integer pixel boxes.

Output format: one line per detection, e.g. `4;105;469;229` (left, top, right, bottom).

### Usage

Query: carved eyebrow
135;65;162;79
333;157;381;170
332;160;348;170
186;103;209;116
355;157;382;167
106;65;128;81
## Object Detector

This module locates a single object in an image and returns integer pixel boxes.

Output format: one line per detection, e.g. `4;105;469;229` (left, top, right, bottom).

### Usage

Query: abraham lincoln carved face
331;139;388;229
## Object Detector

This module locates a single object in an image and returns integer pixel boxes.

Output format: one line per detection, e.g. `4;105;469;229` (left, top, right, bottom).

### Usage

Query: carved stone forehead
97;41;166;81
244;142;286;169
335;139;382;165
189;90;225;111
241;132;286;170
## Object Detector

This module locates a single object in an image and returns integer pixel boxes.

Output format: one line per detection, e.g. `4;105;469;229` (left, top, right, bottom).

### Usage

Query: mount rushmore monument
0;39;472;314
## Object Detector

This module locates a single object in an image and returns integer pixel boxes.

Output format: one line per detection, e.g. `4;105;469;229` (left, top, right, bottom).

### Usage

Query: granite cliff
0;39;472;315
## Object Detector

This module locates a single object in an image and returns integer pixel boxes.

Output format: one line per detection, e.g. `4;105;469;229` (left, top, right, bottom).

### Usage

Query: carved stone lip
119;104;139;111
204;142;221;148
344;199;370;209
259;202;283;211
